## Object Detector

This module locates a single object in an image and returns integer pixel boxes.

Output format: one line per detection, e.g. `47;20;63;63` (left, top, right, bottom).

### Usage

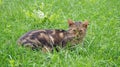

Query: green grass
0;0;120;67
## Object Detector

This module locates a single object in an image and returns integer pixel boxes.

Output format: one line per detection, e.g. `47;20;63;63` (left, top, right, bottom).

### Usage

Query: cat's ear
83;20;89;28
68;19;74;26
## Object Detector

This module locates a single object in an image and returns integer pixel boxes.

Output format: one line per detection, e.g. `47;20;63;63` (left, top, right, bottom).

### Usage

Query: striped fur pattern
17;19;89;52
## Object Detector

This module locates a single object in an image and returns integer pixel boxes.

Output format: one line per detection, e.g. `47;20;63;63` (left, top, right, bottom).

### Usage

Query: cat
17;19;89;52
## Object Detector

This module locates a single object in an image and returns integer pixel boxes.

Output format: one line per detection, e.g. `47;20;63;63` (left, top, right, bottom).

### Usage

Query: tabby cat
17;19;89;52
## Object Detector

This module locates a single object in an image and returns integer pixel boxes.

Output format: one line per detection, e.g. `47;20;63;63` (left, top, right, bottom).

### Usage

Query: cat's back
17;29;67;46
17;30;46;45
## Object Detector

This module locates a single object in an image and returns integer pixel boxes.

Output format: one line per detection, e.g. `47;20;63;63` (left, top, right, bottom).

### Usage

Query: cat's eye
73;29;76;32
79;29;83;32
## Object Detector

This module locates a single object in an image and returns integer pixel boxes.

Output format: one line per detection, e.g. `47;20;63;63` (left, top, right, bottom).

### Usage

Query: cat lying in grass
17;19;89;52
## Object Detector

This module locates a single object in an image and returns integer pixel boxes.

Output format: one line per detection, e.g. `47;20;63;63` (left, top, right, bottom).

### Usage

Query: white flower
33;10;45;18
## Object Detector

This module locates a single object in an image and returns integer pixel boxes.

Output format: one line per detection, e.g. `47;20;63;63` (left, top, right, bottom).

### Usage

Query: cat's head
67;19;89;37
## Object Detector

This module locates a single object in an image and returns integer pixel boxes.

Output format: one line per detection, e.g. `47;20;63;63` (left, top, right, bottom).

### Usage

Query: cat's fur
17;19;89;52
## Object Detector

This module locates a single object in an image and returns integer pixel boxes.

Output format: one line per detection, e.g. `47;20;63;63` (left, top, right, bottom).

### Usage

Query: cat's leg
42;45;53;52
21;42;39;50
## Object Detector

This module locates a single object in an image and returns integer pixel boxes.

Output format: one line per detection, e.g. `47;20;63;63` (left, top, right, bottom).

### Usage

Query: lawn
0;0;120;67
